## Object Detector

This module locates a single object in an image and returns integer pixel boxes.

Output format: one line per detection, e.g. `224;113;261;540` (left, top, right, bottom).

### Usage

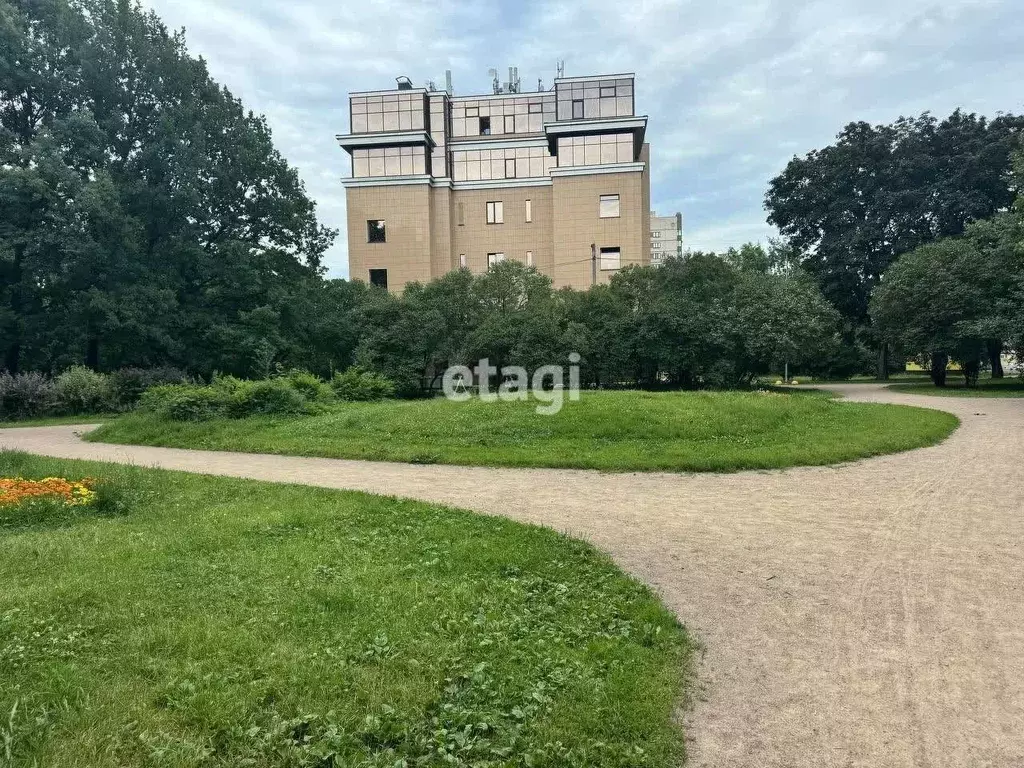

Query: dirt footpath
1;384;1022;767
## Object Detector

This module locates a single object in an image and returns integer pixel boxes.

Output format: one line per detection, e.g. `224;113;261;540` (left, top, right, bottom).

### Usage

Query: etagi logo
441;353;581;415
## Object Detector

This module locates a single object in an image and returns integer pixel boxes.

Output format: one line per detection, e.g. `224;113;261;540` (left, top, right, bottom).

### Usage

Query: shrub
140;384;226;421
109;366;190;409
226;379;308;418
282;369;335;403
0;372;56;420
331;367;396;401
52;366;112;414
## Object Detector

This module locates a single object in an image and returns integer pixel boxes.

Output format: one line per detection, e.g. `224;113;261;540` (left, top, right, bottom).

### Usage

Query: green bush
53;366;112;414
140;384;225;421
282;369;335;403
330;367;396;401
0;372;55;420
109;366;190;409
226;379;308;418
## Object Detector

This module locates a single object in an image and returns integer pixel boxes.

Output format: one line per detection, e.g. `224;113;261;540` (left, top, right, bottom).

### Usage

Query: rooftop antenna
537;77;543;92
488;67;500;94
427;80;437;91
445;69;452;95
556;59;564;79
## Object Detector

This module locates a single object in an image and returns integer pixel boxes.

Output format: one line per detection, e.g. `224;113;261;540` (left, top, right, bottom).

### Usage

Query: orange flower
0;477;98;507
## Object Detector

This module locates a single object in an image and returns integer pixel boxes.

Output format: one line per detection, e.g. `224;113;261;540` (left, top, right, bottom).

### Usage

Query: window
600;86;616;98
367;219;386;243
480;116;491;135
459;253;467;268
599;194;620;218
572;99;584;119
526;250;533;267
504;115;515;134
487;252;505;267
599;247;620;271
368;268;388;289
458;203;464;226
465;107;479;117
486;201;503;224
504;158;516;178
528;102;543;113
525;199;532;223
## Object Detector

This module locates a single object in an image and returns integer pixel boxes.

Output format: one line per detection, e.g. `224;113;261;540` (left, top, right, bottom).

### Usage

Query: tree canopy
0;0;336;376
766;111;1023;326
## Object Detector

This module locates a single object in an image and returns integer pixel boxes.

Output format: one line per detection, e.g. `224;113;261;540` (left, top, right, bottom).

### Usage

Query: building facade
337;72;651;292
650;211;683;265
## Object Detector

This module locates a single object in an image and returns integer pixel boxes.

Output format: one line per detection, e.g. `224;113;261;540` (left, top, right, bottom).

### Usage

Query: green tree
766;111;1024;376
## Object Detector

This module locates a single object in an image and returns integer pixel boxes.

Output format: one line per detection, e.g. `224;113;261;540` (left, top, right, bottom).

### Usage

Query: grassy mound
89;389;959;472
0;452;692;767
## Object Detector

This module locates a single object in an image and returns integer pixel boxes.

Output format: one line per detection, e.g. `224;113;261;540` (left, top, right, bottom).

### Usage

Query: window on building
600;86;616;98
528;102;543;113
465;107;479;117
459;253;467;268
526;250;533;267
525;199;532;223
600;247;620;271
368;268;388;289
458;203;464;226
599;194;620;218
486;201;503;224
367;219;386;243
487;252;505;267
504;115;515;134
504;158;516;178
572;99;584;119
480;116;491;135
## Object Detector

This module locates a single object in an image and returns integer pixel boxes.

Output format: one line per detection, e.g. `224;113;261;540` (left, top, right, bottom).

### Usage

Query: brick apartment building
336;70;651;292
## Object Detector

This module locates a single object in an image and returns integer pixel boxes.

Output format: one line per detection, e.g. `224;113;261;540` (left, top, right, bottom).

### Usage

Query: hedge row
0;366;189;421
140;368;395;421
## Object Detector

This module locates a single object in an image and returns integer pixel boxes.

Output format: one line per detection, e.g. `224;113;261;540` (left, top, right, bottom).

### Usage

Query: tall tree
766;111;1023;375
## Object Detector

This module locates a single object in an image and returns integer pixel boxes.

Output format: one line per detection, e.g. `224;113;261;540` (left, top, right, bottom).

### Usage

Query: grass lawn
89;389;959;473
0;450;691;767
887;376;1024;398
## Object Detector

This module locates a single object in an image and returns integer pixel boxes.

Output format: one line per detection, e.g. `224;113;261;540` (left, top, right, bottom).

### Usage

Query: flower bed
0;477;97;508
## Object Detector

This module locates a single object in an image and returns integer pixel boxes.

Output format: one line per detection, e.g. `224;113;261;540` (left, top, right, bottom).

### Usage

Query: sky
143;0;1024;278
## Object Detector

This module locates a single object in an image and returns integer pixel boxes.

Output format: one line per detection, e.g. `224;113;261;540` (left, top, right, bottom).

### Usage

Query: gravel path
1;384;1022;768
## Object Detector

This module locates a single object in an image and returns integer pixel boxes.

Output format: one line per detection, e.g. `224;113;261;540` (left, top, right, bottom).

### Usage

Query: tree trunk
86;337;100;369
930;351;948;387
988;340;1004;379
876;343;890;380
4;243;24;374
963;358;980;388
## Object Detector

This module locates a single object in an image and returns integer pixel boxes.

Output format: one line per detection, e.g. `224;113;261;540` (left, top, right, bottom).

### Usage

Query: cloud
144;0;1024;277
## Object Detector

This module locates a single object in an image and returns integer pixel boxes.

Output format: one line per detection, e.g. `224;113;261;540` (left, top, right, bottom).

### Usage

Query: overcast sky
144;0;1024;278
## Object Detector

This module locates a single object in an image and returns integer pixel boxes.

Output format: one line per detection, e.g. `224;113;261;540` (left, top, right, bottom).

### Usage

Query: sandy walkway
1;384;1022;767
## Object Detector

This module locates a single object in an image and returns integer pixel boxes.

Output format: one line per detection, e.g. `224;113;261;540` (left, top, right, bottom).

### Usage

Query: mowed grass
0;450;692;767
90;389;959;472
888;376;1024;398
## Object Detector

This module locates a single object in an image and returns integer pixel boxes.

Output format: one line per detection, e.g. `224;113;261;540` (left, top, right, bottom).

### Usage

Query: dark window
572;99;584;119
480;116;491;135
504;158;516;178
367;219;386;243
368;269;388;289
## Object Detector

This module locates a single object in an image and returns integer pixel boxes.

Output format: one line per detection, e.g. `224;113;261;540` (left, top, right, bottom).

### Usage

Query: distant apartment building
650;211;683;265
336;69;651;292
